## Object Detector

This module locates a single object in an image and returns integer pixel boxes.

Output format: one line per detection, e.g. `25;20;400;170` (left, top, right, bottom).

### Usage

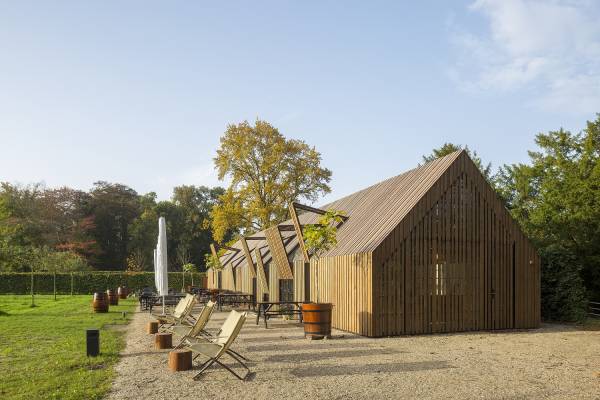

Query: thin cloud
448;0;600;114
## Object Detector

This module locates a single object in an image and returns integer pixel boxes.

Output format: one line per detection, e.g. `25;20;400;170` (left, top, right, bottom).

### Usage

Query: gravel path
107;307;600;400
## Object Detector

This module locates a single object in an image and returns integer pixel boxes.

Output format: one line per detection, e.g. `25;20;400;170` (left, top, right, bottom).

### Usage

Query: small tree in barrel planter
301;209;346;339
182;263;197;292
204;250;224;299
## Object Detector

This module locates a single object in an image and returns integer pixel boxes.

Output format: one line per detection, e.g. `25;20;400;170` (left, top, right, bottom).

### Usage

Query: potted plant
301;209;346;339
204;251;224;300
182;263;197;292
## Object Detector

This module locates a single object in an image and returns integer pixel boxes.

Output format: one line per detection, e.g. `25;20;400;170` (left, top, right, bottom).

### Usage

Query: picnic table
147;293;187;313
216;292;255;311
255;301;311;328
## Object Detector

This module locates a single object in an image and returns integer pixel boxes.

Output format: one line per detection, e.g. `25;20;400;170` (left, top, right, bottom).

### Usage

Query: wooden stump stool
168;350;192;371
155;332;172;349
147;321;159;334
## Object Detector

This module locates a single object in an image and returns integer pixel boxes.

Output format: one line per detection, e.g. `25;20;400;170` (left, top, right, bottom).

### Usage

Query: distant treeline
0;182;231;273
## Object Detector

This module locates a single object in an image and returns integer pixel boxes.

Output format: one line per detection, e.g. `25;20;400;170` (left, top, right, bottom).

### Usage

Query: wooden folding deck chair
153;294;196;331
172;300;216;348
184;310;250;381
151;293;191;318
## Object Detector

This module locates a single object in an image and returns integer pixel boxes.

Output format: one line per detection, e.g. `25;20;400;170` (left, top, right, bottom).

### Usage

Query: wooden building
207;151;540;337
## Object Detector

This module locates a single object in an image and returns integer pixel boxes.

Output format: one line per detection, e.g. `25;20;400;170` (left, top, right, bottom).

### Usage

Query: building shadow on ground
290;361;453;377
264;348;403;363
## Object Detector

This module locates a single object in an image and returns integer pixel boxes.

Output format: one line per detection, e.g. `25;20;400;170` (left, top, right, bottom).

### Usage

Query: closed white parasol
156;216;169;314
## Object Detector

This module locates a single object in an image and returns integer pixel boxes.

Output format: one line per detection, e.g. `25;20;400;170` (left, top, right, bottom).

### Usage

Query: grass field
0;295;136;400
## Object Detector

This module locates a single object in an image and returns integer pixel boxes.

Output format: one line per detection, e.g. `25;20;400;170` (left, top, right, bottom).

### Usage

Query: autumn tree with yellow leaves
211;119;332;242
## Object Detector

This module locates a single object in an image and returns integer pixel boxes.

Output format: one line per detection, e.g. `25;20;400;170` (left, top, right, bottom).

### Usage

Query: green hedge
0;272;207;295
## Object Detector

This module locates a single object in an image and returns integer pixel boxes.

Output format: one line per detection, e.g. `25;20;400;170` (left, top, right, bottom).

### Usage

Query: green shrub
0;271;206;294
540;246;588;322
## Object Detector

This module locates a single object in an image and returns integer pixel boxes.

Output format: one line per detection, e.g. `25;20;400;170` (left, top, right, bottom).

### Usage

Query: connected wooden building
207;151;540;336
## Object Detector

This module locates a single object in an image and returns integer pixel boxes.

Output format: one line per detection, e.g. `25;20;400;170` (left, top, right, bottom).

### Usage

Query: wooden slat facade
255;248;269;293
371;152;540;336
265;226;294;279
289;203;310;263
207;151;540;337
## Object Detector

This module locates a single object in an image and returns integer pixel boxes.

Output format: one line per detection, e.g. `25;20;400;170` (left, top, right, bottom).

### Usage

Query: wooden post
210;243;219;259
71;272;74;296
168;350;193;371
265;226;293;279
254;248;269;292
147;321;159;334
240;237;256;277
53;272;57;301
289;202;310;263
155;332;172;349
30;269;35;307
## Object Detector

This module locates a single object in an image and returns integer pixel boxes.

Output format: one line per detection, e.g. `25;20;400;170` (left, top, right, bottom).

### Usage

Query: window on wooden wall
304;262;311;302
434;262;447;295
279;279;293;302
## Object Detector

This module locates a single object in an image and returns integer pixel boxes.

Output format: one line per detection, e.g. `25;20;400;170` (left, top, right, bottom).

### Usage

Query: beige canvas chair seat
172;300;216;346
182;310;249;380
188;342;222;358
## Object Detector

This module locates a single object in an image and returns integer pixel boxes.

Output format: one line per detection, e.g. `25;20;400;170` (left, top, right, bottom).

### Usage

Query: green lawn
0;295;136;400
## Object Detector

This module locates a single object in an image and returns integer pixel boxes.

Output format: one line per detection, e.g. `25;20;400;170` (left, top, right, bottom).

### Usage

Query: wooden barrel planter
106;289;119;306
92;292;109;313
301;303;333;339
118;286;128;299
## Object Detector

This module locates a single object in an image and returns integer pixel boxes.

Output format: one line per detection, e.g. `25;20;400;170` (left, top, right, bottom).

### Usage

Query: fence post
71;273;74;296
30;270;35;307
53;272;57;301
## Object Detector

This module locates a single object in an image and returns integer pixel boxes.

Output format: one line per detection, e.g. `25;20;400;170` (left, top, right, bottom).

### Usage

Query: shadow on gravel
246;342;376;352
121;351;159;358
290;361;452;377
265;348;402;363
240;336;306;343
242;324;303;332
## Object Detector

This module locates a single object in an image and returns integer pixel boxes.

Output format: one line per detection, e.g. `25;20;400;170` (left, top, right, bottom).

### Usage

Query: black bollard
86;329;99;357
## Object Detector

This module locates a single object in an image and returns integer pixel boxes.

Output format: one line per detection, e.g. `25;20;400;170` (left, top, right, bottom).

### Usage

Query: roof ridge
218;150;464;265
318;150;463;209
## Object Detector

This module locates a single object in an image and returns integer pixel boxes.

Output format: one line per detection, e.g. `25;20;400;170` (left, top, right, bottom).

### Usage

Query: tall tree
127;192;159;271
0;183;50;271
40;187;97;259
422;143;492;179
496;116;600;320
211;119;332;242
171;185;224;268
89;182;140;270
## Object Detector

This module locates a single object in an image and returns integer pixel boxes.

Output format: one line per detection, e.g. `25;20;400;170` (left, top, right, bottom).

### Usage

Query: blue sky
1;1;599;204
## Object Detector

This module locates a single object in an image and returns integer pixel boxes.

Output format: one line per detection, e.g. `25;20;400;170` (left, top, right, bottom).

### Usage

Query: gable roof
218;150;463;269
